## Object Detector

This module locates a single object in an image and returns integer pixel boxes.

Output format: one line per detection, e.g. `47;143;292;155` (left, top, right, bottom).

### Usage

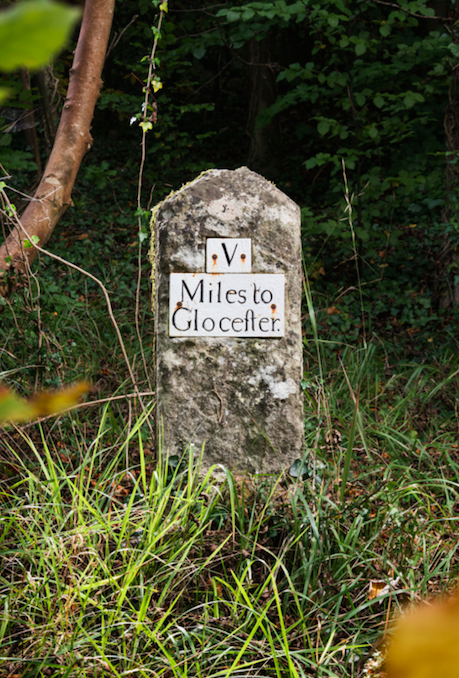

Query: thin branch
372;0;444;20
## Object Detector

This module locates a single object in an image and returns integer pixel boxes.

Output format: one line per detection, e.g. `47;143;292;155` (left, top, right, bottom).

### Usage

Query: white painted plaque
169;273;285;337
206;238;252;273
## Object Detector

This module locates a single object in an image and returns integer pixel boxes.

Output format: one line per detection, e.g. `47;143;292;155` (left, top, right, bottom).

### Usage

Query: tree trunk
0;0;115;275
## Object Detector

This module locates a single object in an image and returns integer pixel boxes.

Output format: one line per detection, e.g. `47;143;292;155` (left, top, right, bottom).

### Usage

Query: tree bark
0;0;115;275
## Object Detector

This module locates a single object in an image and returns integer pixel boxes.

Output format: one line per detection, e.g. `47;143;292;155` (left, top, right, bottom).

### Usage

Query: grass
2;345;459;676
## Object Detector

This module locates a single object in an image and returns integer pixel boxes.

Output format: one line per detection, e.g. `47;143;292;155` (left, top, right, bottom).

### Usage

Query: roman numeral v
221;242;238;267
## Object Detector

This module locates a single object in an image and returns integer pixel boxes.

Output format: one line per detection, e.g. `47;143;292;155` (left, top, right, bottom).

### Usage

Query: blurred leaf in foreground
0;382;89;422
387;595;459;678
0;0;80;73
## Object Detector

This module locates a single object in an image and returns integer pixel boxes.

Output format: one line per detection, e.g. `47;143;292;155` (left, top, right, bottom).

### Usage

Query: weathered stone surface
153;167;303;474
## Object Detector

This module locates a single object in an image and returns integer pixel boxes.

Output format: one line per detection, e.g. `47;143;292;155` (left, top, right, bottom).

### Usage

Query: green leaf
355;42;367;56
0;87;11;104
368;125;378;139
328;14;339;28
0;133;12;147
355;227;370;242
379;23;391;37
289;458;309;478
373;94;384;108
317;120;330;136
305;157;317;169
0;0;81;72
449;43;459;59
403;92;416;108
192;46;206;60
225;10;240;22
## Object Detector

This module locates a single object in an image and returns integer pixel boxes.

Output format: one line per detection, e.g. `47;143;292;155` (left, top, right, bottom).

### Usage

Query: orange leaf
368;579;387;600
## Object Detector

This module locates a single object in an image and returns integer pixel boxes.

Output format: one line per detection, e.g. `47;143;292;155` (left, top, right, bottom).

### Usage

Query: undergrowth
1;341;459;676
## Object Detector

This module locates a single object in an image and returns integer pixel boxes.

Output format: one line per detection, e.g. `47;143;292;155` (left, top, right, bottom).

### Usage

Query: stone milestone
152;167;303;474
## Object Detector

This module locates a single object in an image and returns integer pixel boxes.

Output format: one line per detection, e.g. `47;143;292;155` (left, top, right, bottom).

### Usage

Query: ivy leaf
152;78;163;93
0;0;80;72
23;234;40;248
159;1;168;12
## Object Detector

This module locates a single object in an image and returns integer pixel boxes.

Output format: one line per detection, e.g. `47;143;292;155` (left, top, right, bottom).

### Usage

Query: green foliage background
2;0;459;375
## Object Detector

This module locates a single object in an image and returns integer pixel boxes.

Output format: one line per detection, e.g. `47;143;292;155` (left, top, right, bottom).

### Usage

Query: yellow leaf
0;382;89;423
159;1;168;11
30;382;90;416
0;386;35;422
387;596;459;678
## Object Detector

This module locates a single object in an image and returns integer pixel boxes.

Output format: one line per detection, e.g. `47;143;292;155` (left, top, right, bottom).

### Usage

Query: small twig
106;14;139;58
